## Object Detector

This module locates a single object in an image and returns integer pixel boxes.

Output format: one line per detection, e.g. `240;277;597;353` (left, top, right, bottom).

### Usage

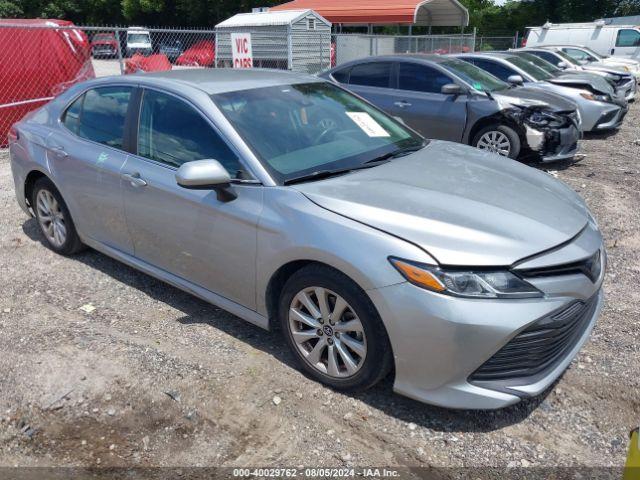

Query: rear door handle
394;100;412;108
48;145;68;158
122;172;147;187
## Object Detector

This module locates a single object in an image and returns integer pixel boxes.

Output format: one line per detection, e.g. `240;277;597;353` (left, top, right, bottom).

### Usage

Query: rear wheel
31;178;84;255
472;124;521;159
279;265;393;391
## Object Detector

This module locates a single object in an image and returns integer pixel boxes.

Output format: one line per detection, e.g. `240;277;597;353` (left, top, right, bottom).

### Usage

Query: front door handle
394;100;412;108
122;172;147;187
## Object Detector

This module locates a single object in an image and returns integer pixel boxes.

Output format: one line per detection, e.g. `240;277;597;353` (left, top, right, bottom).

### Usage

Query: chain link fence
475;35;518;51
0;22;218;145
332;33;476;66
0;21;517;145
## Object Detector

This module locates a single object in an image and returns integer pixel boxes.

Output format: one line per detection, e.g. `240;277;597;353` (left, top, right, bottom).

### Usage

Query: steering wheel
313;118;340;144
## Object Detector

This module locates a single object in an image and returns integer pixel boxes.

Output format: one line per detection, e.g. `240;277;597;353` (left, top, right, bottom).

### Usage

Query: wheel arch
468;113;525;148
23;169;51;211
266;259;350;330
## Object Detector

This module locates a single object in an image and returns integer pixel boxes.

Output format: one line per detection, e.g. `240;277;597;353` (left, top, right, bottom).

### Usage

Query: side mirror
507;74;524;85
176;159;237;201
578;59;589;65
557;61;568;69
441;83;464;95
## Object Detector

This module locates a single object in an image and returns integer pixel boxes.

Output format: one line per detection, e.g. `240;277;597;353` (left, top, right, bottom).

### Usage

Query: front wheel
279;265;393;391
472;124;521;159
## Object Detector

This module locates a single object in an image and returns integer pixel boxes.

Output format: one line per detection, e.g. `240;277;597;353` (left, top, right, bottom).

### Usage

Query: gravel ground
0;102;638;471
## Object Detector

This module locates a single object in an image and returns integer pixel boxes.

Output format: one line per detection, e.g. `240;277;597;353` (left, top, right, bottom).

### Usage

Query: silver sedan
9;69;605;409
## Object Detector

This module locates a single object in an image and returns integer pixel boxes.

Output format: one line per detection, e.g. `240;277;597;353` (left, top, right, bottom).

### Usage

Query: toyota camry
9;69;605;409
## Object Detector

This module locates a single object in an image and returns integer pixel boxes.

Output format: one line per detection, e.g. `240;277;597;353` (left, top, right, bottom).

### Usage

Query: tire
472;124;521;159
31;177;85;255
279;264;393;392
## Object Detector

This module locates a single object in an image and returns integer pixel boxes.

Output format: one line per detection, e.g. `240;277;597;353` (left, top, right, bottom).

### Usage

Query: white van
126;27;152;56
524;22;640;60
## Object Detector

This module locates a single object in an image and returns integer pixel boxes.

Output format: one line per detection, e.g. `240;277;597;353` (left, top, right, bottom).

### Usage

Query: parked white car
547;45;640;80
126;27;152;56
524;22;640;61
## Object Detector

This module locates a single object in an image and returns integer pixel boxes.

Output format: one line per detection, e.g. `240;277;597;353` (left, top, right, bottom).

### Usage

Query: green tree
0;0;23;16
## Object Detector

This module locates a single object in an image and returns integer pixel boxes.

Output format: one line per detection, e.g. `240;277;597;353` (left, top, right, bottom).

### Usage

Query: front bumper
368;227;605;410
594;103;628;131
92;45;117;56
526;123;580;163
617;78;637;101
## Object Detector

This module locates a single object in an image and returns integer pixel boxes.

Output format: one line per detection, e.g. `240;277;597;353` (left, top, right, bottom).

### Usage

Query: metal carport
270;0;469;27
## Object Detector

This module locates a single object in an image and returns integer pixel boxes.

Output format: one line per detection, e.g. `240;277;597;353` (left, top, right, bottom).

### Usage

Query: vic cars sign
231;33;253;69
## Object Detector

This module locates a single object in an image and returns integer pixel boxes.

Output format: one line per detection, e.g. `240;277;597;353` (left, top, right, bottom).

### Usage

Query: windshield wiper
284;143;426;186
365;142;427;164
284;169;351;185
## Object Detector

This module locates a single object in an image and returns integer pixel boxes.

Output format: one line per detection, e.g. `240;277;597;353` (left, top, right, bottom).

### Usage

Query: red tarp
0;19;95;146
176;40;215;67
125;53;172;74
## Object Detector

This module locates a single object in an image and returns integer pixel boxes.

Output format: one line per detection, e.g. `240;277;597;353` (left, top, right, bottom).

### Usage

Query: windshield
128;33;150;44
93;34;113;41
505;55;552;81
212;82;424;184
554;49;581;66
581;46;605;59
440;59;509;92
516;52;562;75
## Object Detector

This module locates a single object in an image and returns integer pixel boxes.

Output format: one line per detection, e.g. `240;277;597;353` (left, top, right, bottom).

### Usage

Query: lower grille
469;295;598;383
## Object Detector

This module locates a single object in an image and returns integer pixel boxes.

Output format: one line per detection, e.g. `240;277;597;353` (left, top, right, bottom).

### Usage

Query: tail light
521;37;527;47
7;126;19;144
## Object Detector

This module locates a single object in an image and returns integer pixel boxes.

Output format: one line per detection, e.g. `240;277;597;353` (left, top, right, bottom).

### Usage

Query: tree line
0;0;638;34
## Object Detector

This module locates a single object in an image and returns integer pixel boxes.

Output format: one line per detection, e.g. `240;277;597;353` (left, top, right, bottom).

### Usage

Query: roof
270;0;469;26
216;9;330;28
134;68;323;94
602;15;640;25
0;18;75;27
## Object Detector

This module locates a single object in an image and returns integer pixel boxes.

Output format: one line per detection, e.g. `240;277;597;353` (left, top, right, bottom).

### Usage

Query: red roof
270;0;468;26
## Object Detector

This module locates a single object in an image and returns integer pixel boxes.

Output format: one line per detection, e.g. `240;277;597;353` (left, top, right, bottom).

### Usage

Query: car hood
493;86;577;112
549;72;615;96
603;57;640;68
294;141;589;267
582;63;629;75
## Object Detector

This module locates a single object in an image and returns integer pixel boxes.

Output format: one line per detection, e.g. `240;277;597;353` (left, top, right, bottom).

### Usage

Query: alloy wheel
288;287;367;378
476;131;512;156
36;189;67;248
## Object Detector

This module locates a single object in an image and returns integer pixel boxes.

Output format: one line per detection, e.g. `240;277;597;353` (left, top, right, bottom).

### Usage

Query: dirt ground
0;101;638;472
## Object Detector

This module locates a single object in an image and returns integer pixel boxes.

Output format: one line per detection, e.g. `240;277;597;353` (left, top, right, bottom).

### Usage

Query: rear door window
398;63;453;93
616;29;640;47
62;86;133;149
348;62;392;88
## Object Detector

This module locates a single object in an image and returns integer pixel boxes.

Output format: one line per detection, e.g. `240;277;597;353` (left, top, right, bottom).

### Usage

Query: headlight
389;258;543;299
580;92;611;102
526;110;565;128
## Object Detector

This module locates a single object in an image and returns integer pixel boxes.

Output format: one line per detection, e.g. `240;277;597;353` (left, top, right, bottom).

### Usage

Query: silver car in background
512;47;637;101
455;51;628;132
9;69;605;409
320;55;581;162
